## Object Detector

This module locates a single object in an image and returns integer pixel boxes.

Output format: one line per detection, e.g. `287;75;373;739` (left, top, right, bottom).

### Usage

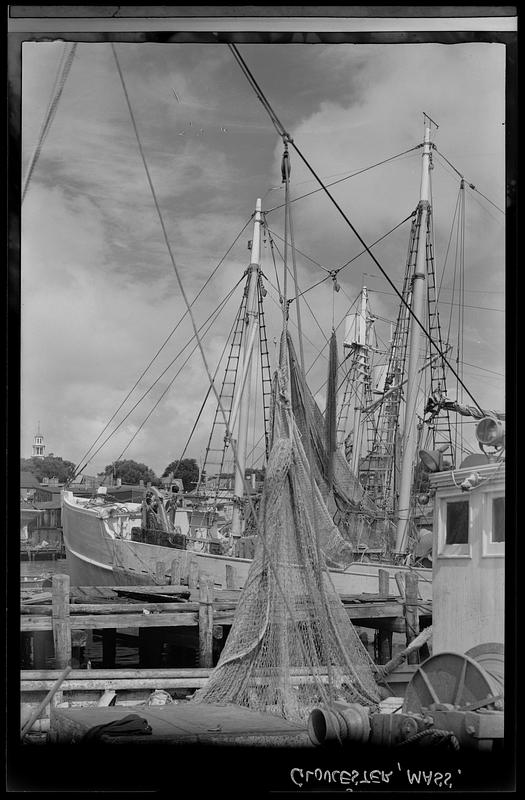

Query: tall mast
350;286;369;476
395;120;432;553
231;198;263;538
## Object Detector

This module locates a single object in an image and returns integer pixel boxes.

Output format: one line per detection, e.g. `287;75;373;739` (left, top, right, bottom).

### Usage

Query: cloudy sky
21;40;505;478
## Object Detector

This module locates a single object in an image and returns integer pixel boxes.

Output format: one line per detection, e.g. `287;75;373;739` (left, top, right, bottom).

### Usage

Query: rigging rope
433;146;505;215
22;43;77;204
72;215;252;475
76;277;243;476
265;145;422;213
106;283;242;470
226;43;485;416
111;44;359;704
290;212;416;303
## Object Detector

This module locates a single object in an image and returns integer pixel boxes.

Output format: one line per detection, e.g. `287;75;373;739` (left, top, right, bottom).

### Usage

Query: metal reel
465;642;504;688
403;645;504;714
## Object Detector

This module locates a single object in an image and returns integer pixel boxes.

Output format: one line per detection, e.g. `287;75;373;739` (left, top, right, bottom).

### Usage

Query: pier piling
198;575;214;667
51;574;71;669
404;571;420;663
377;569;392;663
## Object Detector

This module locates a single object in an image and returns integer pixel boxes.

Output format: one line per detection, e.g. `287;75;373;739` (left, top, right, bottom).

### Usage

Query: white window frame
482;490;505;558
437;495;472;558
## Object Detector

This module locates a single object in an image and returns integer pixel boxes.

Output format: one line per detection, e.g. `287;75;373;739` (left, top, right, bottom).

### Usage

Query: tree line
20;456;261;492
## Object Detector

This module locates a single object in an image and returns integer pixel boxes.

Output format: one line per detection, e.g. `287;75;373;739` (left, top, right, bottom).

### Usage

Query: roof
20;471;41;489
35;484;63;495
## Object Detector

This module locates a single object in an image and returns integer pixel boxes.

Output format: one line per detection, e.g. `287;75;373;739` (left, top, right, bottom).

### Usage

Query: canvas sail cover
192;334;381;722
286;333;395;561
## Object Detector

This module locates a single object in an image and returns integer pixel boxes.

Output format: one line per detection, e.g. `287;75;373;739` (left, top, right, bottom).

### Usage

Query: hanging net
192;334;381;723
287;333;396;561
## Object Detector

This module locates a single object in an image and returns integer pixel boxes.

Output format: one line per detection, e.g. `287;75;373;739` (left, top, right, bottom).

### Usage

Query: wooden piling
51;574;71;669
404;571;420;663
225;563;235;590
395;571;406;600
188;559;199;594
377;569;392;664
198;576;214;668
170;558;181;586
155;561;166;584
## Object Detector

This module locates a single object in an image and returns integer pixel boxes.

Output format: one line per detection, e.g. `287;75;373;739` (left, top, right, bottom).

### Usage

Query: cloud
20;41;505;473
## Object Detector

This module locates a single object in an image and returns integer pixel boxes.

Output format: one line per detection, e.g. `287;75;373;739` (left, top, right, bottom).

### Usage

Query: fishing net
193;336;381;723
287;334;396;558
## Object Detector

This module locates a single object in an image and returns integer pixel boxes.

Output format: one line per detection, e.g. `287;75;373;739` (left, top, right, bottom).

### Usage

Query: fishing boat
48;52;502;605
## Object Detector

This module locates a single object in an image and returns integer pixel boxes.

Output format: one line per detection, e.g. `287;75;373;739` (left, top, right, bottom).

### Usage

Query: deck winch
308;643;503;750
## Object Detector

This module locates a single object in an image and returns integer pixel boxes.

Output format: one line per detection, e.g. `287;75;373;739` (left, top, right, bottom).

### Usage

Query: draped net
287;333;396;562
192;335;381;722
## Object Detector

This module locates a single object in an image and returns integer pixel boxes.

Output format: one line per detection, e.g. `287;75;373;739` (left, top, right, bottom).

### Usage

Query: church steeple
32;422;45;459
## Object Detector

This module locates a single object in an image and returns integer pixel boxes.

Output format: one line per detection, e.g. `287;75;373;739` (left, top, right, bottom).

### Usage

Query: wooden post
170;558;181;586
377;569;392;664
395;571;406;599
156;560;166;585
378;568;390;597
198;576;214;668
51;574;71;669
404;571;419;663
188;559;199;595
102;629;117;668
225;563;235;590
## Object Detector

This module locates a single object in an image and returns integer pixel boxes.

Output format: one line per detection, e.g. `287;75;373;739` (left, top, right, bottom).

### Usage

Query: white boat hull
61;492;431;600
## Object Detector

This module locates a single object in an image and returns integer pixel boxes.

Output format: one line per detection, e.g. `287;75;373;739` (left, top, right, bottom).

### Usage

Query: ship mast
395;118;433;553
231;198;263;539
350;286;370;476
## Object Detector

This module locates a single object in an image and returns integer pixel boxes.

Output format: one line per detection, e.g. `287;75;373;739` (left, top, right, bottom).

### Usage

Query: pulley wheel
402;650;503;714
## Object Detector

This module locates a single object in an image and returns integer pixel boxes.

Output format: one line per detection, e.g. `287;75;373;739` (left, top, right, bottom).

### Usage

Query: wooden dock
20;567;430;737
21;569;430;671
50;702;311;746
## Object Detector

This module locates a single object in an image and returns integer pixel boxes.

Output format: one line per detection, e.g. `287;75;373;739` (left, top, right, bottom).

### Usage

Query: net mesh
287;334;396;560
192;335;381;723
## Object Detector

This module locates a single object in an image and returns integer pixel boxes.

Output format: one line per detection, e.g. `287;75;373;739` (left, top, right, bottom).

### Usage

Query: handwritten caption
290;764;462;791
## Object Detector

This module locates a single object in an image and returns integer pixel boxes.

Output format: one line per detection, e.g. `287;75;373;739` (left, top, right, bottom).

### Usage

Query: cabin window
482;490;505;557
445;500;469;545
492;497;505;542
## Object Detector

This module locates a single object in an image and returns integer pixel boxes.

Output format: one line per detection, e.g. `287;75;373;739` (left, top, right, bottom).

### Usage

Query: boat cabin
429;458;505;654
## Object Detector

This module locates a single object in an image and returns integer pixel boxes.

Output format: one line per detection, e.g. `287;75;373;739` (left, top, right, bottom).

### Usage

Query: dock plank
51;703;311;746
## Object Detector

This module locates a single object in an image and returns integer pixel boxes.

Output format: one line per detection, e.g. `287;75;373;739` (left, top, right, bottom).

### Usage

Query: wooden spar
231;197;263;539
395;121;432;553
21;664;72;739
